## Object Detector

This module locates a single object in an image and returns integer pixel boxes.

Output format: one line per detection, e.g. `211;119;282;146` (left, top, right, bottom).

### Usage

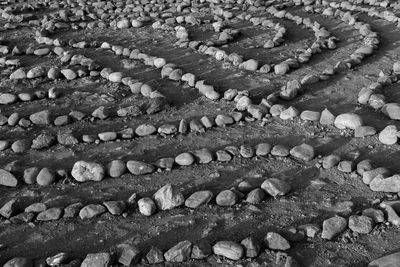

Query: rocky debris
264;232;290;250
321;216;348;240
153;184;185;210
213;241;244;260
71;161;105;182
164;240;192;262
185;191;213;208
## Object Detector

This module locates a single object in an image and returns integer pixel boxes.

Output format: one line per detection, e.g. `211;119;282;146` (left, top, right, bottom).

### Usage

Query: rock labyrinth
2;0;400;266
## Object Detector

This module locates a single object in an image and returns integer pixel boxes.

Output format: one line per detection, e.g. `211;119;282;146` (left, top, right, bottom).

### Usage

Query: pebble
71;161;105;182
106;160;126;178
216;190;238;206
192;148;213;163
103;201;126;215
0;169;17;187
255;143;271;156
36;168;56;186
216;150;232;162
322;154;341;169
61;69;77;80
23;167;39;184
126;160;155;175
158;124;177;135
146;246;164;264
368;252;400;267
98;132;117;141
81;253;112;267
185;190;213;208
3;258;32;267
280;106;299;120
245;188;265;204
25;203;46;213
271;145;290;157
64;202;84;218
241;237;260;258
382;103;400;120
175;152;195;166
337;160;354;173
240;144;255;158
319;108;336;125
378;125;398;145
362;167;390;184
135;124;157;136
215;114;234;126
153;184;185;210
261;178;291;197
370;174;400;192
37;207;63;221
138;197;157;216
357;159;373;175
334;113;363;129
213;241;244;260
92;106;108;119
354;126;376;137
264;232;290;250
0;93;17;105
46;252;68;266
348;215;374;234
79;204;106;219
362;208;385;223
0;199;17;218
164;240;192;262
298;224;321;238
289;143;315;161
30;110;51;125
300;110;321;121
321;216;347;240
118;244;141;266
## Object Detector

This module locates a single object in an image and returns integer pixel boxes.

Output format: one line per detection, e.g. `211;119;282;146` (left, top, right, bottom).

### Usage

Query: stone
3;258;32;267
255;143;271;156
241;237;260;258
322;154;341;169
138;197;157;216
337;160;354;173
216;150;232;162
135;124;157;136
46;252;68;266
164;240;192;262
290;143;314;161
189;119;205;132
126;160;155;175
320;108;336;125
37;207;63;221
368;252;400;267
103;201;126;215
378;125;398;145
71;161;104;182
64;202;84;218
108;72;123;83
92;106;108;120
0;169;18;187
36;168;56;186
362;208;385;223
298;224;321;238
362;168;390;184
154;158;174;170
79;204;106;219
261;178;291;197
106;160;126;178
158;124;177;135
300;110;320;121
0;199;17;218
153;184;185;210
81;253;111;267
271;145;290;157
357;159;373;175
118;244;141;265
192;148;213;163
25;203;46;213
382;103;400;120
175;152;195;166
98;132;117;142
280;106;299;120
146;247;164;264
30;110;51;125
213;241;244;260
215;114;234;126
240;144;255;158
185;191;213;208
31;134;56;149
245;188;265;204
354;126;376;138
216;190;238;206
61;69;77;80
321;216;347;240
274;62;290;75
370;175;400;192
57;132;79;146
264;232;290;250
334;113;363;129
191;240;212;259
0;93;17;104
23;167;39;184
348;215;374;234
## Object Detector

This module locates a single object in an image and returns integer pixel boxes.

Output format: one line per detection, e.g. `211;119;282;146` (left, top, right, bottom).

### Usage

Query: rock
241;237;260;258
334;113;363;129
370;174;400;192
135;124;157;136
280;106;299;120
64;202;84;218
201;116;215;128
322;154;341;169
126;160;155;175
71;161;104;182
298;224;321;238
0;199;17;218
46;252;68;266
261;178;291;197
357;159;373;175
245;188;265;204
321;216;347;240
57;131;79;145
3;258;32;267
79;204;106;219
255;143;271;156
0;93;17;105
153;184;185;210
81;253;111;267
213;241;244;260
378;125;398;145
117;244;141;266
362;167;390;184
274;62;290;75
23;167;39;184
189;119;205;132
138;197;157;216
320;108;336;125
25;203;46;213
216;150;232;162
31;133;56;149
271;145;290;157
108;72;123;82
337;160;354;173
61;69;77;80
354;126;376;138
164;240;192;262
36;168;55;186
158;124;177;135
103;201;126;215
192;148;213;163
98;132;117;142
185;191;213;208
300;110;320;121
241;59;258;71
215;114;234;126
240;144;255;158
380;202;400;226
106;160;126;178
382;103;400;120
146;247;164;264
30;110;51;125
362;208;385;223
92;106;108;119
37;207;63;221
348;215;374;234
368;252;400;267
264;232;290;250
175;152;195;166
154;158;174;170
216;190;238;206
290;143;314;161
0;169;18;187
